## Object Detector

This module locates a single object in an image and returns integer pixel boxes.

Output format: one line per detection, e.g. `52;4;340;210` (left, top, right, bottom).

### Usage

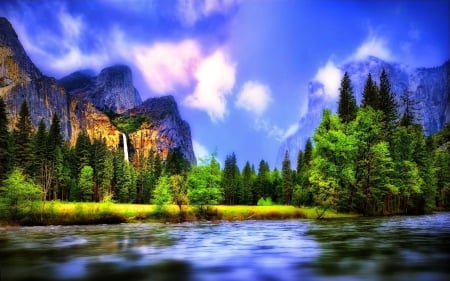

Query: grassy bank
0;201;358;226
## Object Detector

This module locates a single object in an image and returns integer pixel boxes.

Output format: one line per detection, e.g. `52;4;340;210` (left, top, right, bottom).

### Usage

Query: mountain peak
59;64;142;114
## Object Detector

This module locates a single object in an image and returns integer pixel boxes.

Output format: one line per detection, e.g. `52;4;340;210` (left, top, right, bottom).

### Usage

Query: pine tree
282;150;293;205
361;73;379;109
14;101;34;175
255;160;270;203
47;113;63;161
399;90;419;127
337;72;358;123
74;131;91;172
378;69;398;130
79;165;94;201
239;161;255;205
304;138;313;165
221;152;240;205
0;97;10;179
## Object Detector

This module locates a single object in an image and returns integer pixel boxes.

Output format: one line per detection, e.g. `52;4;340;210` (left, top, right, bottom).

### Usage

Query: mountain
59;65;142;114
278;56;450;164
0;17;71;137
0;17;196;164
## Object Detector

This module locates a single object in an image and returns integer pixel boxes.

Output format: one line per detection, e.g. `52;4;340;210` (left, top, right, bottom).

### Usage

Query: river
1;213;449;281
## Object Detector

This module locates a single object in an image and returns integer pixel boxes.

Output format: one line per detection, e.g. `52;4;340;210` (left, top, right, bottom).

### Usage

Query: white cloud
351;35;393;61
134;40;202;94
184;50;236;122
254;119;299;142
236;81;272;116
282;123;299;140
312;61;343;100
177;0;240;26
193;139;209;162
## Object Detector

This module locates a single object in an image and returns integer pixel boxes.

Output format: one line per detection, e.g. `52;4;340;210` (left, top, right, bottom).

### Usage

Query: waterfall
122;133;129;162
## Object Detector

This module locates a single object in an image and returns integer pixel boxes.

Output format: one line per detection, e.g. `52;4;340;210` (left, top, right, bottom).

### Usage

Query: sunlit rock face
127;96;197;165
278;56;450;164
0;17;196;164
0;17;71;138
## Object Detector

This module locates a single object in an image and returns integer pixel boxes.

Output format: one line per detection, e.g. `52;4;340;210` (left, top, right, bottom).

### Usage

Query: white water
122;133;129;162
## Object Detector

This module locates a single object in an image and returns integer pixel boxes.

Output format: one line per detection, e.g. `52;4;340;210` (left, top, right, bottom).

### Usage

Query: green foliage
257;197;273;206
255;160;271;204
310;109;357;213
0;168;41;221
222;152;240;205
361;73;379;109
187;155;222;217
378;69;398;130
239;161;255;205
14;101;34;175
79;165;94;201
110;114;149;134
282;150;293;205
170;174;189;213
153;175;172;213
0;97;11;179
338;72;358;123
165;147;191;176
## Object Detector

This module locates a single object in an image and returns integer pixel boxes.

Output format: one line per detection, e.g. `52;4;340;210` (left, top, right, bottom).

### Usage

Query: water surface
1;213;449;281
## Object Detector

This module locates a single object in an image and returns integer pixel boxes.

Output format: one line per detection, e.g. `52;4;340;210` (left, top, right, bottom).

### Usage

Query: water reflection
1;214;449;281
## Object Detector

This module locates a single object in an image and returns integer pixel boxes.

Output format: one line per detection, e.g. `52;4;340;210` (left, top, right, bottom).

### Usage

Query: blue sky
1;0;448;168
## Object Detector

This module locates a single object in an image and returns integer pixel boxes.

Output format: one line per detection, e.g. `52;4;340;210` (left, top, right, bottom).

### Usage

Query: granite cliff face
0;17;71;138
59;65;142;114
127;96;196;164
0;17;196;164
278;56;450;164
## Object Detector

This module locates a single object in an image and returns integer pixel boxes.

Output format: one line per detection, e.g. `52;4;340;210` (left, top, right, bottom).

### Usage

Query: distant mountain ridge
0;17;196;164
278;56;450;164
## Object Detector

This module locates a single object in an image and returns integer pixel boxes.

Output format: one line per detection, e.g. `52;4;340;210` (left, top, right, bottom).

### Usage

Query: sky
1;0;448;169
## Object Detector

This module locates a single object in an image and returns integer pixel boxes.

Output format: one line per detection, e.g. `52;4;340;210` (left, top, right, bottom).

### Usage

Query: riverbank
0;201;358;226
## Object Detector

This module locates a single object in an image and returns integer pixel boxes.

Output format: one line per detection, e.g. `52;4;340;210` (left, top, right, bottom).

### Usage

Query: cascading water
122;133;129;162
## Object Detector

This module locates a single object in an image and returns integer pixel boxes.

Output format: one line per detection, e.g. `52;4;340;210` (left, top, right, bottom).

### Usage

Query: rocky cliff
0;17;71;138
127;96;196;164
59;65;142;114
278;56;450;163
0;17;196;164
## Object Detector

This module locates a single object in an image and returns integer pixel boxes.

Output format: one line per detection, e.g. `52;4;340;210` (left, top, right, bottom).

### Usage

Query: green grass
1;202;358;226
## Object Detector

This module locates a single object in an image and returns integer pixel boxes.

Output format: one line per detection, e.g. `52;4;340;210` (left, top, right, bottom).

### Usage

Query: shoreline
0;201;359;226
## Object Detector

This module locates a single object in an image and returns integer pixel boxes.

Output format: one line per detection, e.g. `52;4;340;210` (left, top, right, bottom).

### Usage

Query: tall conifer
337;72;358;123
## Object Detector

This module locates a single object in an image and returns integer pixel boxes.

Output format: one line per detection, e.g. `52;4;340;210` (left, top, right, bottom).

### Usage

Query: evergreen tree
309;109;357;216
378;69;398;130
79;165;94;201
337;72;358;123
352;108;395;215
239;161;255;205
47;113;63;161
221;152;240;205
361;73;379;109
281;150;293;205
90;138;107;201
255;160;271;203
14;101;34;175
0;97;10;179
294;139;314;206
74;131;91;172
399;90;419;127
165;147;190;176
269;168;282;203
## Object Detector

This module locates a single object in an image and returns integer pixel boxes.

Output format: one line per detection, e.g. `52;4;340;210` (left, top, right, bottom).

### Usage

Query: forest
0;69;449;222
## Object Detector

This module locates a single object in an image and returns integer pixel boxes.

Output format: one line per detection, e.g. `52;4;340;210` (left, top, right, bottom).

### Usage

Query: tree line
1;67;449;217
